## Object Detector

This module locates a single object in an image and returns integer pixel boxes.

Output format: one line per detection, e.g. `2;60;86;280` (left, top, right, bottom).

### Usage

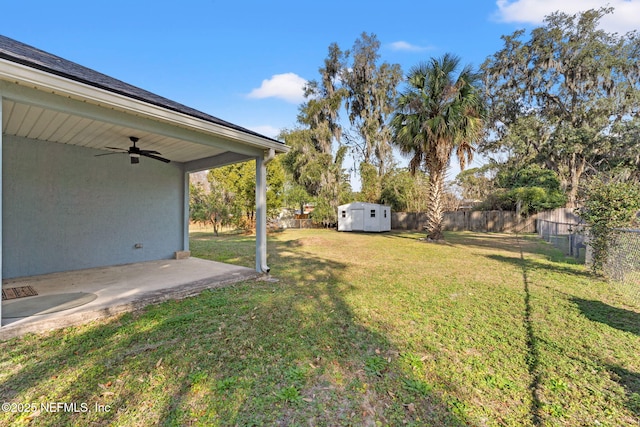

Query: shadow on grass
446;232;531;254
569;295;640;418
608;365;640;417
468;233;576;426
448;232;586;265
0;234;470;426
510;239;543;427
486;254;593;279
571;298;640;336
379;231;425;241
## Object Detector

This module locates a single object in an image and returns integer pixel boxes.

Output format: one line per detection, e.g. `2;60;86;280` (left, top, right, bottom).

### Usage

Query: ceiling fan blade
141;152;171;163
95;152;124;157
97;137;169;164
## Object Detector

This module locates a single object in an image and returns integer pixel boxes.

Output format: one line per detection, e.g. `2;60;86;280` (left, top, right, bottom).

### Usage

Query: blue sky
3;0;639;184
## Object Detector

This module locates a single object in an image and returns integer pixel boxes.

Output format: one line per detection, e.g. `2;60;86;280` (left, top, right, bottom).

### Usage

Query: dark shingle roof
0;35;281;144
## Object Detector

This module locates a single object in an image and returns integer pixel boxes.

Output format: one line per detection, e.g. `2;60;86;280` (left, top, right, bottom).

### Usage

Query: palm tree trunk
425;165;445;241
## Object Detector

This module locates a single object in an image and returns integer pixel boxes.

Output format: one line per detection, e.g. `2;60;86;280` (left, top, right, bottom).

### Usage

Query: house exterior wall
2;135;185;278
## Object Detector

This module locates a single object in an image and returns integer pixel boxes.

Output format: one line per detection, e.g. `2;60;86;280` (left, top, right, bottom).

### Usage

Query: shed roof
339;202;390;209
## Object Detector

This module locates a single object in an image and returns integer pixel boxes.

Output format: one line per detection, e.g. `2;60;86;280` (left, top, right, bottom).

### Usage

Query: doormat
2;286;38;301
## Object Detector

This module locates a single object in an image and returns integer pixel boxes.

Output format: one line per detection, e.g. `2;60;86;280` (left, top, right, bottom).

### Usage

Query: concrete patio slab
1;258;261;340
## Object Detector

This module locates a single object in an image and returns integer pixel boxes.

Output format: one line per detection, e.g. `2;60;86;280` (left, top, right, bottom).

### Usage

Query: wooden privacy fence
392;210;537;233
278;218;317;229
277;208;577;232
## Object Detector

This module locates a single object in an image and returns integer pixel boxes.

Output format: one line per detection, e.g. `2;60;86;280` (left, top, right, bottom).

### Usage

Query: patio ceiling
2;97;229;164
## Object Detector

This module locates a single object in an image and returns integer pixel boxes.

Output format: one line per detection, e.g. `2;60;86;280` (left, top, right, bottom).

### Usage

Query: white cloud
247;72;306;104
494;0;640;34
388;41;432;52
247;125;281;139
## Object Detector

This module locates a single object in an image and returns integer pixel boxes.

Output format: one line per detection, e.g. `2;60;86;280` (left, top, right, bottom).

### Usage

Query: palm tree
391;54;485;241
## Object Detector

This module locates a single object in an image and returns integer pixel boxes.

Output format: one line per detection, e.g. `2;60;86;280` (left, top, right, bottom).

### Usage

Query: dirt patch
287;237;331;248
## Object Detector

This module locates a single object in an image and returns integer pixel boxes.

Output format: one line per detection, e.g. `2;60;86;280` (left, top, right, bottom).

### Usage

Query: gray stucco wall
2;135;185;278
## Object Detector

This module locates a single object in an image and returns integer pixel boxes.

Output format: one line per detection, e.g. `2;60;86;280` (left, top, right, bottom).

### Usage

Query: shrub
494;165;567;216
577;173;640;273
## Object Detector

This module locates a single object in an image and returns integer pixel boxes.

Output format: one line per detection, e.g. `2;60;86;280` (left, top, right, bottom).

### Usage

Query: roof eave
0;58;289;154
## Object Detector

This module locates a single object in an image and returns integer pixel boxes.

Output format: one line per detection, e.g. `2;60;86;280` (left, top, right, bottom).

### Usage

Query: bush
494;165;567;216
577;173;640;273
310;198;337;228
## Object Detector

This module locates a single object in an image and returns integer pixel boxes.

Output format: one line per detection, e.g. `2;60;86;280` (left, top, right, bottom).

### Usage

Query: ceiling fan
96;137;170;164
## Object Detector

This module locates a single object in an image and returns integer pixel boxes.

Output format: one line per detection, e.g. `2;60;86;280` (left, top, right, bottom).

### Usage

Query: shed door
352;209;364;230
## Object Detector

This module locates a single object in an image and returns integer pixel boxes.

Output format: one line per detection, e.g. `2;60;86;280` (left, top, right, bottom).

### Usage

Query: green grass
1;230;639;426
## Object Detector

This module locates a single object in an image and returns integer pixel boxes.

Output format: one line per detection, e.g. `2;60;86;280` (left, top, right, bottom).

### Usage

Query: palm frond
390;52;487;237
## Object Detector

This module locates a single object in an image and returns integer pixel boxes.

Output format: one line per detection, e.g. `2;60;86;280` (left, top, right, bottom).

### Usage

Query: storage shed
338;203;391;232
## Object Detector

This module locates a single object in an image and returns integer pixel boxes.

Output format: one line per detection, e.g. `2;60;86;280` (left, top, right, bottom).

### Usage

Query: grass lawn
1;230;639;426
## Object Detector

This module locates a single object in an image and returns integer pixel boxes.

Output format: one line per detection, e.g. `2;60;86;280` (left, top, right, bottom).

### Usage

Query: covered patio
1;258;261;339
0;35;287;336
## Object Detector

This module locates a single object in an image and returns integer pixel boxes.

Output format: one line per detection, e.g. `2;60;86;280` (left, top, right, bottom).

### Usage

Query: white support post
0;94;3;324
182;169;190;253
255;149;274;274
255;155;268;273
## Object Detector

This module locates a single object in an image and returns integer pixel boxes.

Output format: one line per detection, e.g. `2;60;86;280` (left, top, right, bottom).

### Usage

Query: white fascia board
0;81;265;158
0;59;289;154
